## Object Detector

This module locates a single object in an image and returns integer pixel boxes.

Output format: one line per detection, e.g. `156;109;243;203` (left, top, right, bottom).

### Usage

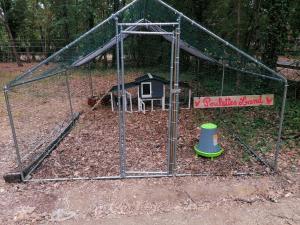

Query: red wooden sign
194;94;274;109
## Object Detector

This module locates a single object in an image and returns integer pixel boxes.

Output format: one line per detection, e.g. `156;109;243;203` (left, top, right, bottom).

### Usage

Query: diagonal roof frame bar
6;0;141;88
72;19;216;67
146;21;217;63
71;18;145;67
155;0;287;83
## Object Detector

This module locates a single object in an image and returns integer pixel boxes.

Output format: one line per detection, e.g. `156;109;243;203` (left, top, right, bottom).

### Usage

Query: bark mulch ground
33;106;267;179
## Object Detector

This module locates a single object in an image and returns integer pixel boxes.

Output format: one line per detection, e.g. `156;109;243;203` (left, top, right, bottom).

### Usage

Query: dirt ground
0;63;299;225
0;176;299;225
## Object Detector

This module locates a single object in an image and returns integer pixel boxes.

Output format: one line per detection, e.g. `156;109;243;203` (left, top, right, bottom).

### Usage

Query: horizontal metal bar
124;174;172;179
121;31;174;35
23;170;268;183
25;176;122;182
119;22;179;26
126;171;168;174
175;171;269;177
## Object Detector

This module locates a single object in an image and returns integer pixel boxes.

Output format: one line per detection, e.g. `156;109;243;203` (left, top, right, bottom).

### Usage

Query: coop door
141;82;152;98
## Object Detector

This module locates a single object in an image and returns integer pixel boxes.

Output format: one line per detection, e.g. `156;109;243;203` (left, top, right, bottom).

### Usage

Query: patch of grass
0;71;20;115
284;100;300;132
216;108;279;155
0;71;16;87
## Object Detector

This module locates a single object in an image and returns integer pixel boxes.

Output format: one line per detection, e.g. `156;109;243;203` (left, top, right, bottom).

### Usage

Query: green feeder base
194;145;224;158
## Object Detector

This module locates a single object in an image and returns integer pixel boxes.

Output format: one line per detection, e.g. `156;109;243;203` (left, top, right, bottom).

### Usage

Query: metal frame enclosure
3;0;288;183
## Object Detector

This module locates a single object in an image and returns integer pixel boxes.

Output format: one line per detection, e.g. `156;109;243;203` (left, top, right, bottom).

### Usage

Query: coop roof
109;73;190;92
134;73;168;83
7;0;287;88
109;73;168;92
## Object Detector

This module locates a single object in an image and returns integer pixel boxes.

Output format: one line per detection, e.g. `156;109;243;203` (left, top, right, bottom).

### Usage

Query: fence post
274;82;288;170
167;31;175;174
115;17;127;178
4;86;24;181
168;18;181;175
120;24;127;178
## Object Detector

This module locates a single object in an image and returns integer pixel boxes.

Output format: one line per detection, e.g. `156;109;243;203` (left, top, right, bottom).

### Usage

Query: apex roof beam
118;22;179;26
122;31;174;35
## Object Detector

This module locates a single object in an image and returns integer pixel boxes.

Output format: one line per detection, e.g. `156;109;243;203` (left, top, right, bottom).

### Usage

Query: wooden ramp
91;90;111;111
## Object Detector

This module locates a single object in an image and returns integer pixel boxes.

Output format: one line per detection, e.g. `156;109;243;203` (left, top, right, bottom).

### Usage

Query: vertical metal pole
115;17;124;178
137;86;140;111
130;93;133;113
65;71;74;119
274;82;288;171
110;92;114;111
173;20;181;173
162;84;165;110
4;86;24;181
120;24;127;178
188;89;192;109
125;91;128;112
88;63;94;96
167;31;175;174
168;18;181;175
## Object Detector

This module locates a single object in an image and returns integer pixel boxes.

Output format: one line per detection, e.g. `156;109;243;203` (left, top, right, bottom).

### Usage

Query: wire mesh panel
30;67;122;179
176;59;286;175
144;0;287;173
218;69;285;170
6;73;73;176
120;34;172;175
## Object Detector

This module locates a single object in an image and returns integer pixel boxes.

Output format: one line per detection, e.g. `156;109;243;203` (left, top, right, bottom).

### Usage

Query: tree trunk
1;17;23;66
112;0;120;67
236;0;241;88
26;45;31;63
237;0;241;47
113;0;120;12
62;1;70;45
243;0;261;51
